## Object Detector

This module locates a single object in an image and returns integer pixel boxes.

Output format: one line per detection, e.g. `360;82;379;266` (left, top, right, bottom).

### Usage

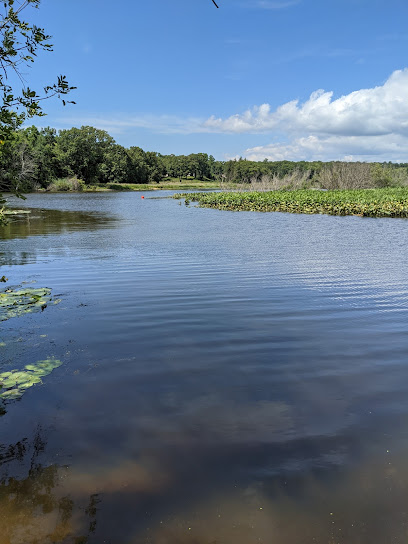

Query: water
1;191;408;543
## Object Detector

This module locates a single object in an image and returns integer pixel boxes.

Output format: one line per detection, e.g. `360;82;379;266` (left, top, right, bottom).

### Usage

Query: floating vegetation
0;287;60;322
173;188;408;218
0;358;63;400
3;209;31;215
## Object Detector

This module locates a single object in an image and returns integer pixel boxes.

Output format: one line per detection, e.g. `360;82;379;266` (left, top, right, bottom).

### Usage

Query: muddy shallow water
1;191;408;543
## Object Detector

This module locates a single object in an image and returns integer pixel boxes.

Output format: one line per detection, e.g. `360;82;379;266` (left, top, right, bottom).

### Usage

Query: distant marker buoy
141;196;144;199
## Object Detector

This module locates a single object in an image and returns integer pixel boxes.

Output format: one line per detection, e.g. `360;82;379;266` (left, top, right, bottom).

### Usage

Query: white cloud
54;114;205;135
204;68;408;161
52;69;408;162
203;69;408;137
244;134;408;162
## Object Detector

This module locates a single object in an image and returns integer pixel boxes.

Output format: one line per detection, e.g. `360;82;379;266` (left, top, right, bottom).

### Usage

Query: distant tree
210;159;225;180
127;146;149;183
34;127;60;186
1;126;60;190
145;151;165;182
99;144;133;184
187;153;211;180
0;128;36;193
57;126;115;184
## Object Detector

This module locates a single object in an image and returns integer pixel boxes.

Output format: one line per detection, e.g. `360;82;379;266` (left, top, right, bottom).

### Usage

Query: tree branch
211;0;219;7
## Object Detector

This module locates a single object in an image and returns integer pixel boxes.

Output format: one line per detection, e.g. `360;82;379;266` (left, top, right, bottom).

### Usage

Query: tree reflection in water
0;427;99;544
1;207;116;242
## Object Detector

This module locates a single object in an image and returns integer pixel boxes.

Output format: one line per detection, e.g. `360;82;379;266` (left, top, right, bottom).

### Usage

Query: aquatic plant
0;287;58;322
0;358;63;400
173;188;408;218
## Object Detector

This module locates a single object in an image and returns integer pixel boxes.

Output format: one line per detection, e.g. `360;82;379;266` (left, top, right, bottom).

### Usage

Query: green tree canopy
57;126;115;184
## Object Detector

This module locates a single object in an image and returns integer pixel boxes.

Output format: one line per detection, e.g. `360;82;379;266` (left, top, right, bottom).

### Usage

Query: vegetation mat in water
174;188;408;218
0;358;63;400
0;287;58;321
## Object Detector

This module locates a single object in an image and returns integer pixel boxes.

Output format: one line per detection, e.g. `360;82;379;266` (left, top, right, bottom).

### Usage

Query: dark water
1;192;408;544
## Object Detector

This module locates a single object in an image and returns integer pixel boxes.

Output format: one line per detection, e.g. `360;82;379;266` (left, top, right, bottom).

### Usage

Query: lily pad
1;389;23;400
0;357;63;400
0;287;58;322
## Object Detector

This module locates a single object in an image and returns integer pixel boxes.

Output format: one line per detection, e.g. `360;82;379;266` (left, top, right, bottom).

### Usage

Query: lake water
1;191;408;544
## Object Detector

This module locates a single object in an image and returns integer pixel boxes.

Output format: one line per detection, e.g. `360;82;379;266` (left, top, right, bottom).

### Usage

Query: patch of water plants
0;287;60;322
174;188;408;218
0;358;63;400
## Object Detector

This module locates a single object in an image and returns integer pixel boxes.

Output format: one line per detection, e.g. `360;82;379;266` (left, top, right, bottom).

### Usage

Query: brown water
1;192;408;543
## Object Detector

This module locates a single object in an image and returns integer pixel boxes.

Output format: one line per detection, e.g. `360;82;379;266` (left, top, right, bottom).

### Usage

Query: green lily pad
0;357;63;400
1;389;23;400
18;376;42;389
0;287;60;322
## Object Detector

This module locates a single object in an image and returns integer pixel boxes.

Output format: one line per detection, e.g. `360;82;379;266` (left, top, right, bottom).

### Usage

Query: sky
25;0;408;162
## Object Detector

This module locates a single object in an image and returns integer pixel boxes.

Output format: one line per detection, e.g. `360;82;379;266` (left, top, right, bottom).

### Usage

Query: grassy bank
95;179;219;191
39;177;220;193
174;188;408;218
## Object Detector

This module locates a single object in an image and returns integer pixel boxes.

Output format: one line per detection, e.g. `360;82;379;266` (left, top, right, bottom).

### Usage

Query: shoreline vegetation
1;125;408;196
39;177;220;192
1;125;408;222
173;188;408;218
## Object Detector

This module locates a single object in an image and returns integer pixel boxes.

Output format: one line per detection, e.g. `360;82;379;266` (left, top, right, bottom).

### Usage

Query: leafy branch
0;0;76;138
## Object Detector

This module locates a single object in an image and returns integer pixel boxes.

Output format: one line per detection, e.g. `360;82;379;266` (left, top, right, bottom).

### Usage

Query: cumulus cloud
204;68;408;161
244;134;408;162
53;69;408;161
204;69;408;137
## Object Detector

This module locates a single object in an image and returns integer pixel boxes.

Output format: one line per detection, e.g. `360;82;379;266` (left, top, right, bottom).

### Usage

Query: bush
106;183;128;191
47;177;85;192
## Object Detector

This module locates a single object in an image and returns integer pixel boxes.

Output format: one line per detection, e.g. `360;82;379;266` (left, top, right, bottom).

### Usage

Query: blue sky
27;0;408;161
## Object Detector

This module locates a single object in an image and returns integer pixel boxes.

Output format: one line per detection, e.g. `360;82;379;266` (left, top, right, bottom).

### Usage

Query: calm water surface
1;192;408;543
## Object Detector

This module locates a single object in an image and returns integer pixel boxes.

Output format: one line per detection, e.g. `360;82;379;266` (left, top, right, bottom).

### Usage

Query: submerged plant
0;287;59;321
0;358;63;400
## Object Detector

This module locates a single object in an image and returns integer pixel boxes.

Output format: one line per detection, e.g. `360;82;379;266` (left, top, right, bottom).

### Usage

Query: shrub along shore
174;188;408;218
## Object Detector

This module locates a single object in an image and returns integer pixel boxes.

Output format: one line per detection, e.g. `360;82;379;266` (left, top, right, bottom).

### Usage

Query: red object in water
141;196;144;199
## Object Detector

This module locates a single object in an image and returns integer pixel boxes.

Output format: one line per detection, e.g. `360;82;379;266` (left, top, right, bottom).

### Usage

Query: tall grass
221;169;312;192
46;177;85;192
222;163;408;192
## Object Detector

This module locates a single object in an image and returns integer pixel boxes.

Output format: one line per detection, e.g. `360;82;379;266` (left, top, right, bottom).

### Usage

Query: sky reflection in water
0;192;408;543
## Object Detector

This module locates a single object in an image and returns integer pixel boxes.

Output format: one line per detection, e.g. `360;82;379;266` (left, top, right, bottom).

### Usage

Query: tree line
0;125;407;193
0;125;220;192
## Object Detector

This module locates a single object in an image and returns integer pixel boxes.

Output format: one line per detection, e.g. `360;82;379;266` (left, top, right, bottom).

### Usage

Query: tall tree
57;126;115;184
